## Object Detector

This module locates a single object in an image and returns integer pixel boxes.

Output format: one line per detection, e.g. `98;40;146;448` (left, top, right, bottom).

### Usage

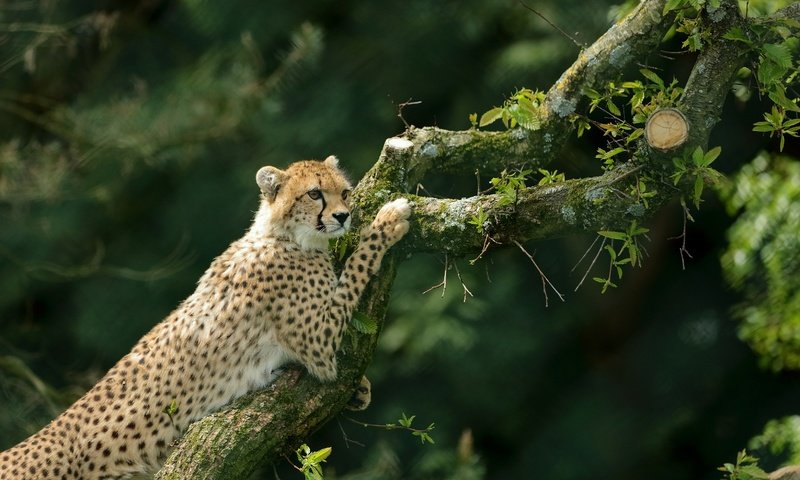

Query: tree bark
156;0;800;477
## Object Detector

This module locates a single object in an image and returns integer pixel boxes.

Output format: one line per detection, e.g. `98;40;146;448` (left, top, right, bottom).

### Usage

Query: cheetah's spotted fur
0;156;411;479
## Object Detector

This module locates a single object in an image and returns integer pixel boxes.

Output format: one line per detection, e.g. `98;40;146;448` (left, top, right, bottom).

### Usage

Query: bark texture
156;0;800;477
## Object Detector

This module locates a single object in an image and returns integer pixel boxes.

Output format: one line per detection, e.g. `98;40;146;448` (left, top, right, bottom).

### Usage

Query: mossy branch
405;0;674;185
156;0;799;477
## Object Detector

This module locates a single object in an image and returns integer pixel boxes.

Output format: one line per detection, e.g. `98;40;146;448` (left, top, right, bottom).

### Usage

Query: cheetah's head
253;155;352;250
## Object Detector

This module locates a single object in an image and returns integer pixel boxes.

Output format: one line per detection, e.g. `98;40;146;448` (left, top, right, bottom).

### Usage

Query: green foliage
467;207;490;234
718;450;769;480
753;106;800;152
630;178;657;209
477;88;546;130
750;416;800;465
467;168;531;233
595;146;628;170
594;220;650;293
663;0;720;51
536;168;565;185
584;68;681;124
350;311;378;335
347;412;436;445
722;13;800;150
397;412;436;445
489;168;533;207
671;146;724;209
584;69;682;170
295;444;332;480
162;399;179;425
721;153;800;371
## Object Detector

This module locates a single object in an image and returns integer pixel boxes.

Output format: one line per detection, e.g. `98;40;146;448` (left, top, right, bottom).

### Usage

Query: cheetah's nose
333;212;350;226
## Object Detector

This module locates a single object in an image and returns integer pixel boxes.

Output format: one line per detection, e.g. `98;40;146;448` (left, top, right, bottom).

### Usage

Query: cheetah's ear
323;155;339;168
256;166;287;202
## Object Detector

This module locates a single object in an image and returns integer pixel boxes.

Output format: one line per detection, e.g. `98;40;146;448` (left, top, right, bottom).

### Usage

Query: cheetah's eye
307;189;322;200
342;190;350;201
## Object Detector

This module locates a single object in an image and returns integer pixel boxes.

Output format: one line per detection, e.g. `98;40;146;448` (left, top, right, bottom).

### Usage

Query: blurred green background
1;1;799;479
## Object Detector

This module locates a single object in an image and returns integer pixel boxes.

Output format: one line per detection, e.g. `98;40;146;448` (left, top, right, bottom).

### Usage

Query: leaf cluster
664;0;721;51
724;16;800;150
489;168;533;207
294;444;332;480
594;220;650;293
721;153;800;371
718;450;769;480
397;412;436;445
584;69;682;170
474;88;546;130
671;146;724;209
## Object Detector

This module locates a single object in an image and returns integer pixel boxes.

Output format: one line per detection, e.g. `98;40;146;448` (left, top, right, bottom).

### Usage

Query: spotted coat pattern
0;156;411;479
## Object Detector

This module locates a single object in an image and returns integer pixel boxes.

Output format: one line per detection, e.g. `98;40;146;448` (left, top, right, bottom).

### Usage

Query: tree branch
156;0;773;477
405;0;674;185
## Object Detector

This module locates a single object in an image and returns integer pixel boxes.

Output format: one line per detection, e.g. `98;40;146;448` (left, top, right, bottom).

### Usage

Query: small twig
415;183;442;198
574;236;607;292
517;0;586;49
452;262;473;303
571;234;601;273
514;240;565;307
594;165;645;190
395;97;422;130
668;204;693;270
343;415;434;437
422;254;448;297
337;418;365;449
283;454;302;473
469;234;499;265
475;169;481;196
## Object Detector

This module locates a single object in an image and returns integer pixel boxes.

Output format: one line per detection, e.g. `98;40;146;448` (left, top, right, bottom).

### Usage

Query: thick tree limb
156;0;797;477
404;0;673;185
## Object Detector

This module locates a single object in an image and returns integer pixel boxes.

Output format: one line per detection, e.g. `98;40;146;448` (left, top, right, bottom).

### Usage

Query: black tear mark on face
317;192;327;231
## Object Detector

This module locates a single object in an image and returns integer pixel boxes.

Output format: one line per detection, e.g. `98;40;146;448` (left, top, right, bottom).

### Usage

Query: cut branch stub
645;108;689;151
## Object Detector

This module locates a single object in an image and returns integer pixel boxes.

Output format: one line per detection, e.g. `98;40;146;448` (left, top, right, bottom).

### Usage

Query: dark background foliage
1;1;798;479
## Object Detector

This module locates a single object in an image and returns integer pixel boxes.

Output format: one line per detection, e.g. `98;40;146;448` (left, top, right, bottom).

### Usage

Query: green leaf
767;84;800;113
723;26;751;44
350;311;378;334
584;87;601;100
399;413;415;428
626;128;644;144
762;43;792;69
628;244;638;266
640;68;665;89
691;146;705;167
739;465;770;479
597;146;626;160
702;146;721;166
306;446;332;464
607;99;621;116
479;107;504;127
598;230;627;240
663;0;685;14
336;238;348;262
752;122;776;133
757;58;786;86
693;175;704;208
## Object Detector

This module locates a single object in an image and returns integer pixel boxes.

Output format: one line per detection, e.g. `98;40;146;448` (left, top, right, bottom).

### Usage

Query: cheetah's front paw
369;198;411;247
345;375;372;411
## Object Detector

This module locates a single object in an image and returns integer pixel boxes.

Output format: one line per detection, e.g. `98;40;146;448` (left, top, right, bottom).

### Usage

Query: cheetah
0;155;411;479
